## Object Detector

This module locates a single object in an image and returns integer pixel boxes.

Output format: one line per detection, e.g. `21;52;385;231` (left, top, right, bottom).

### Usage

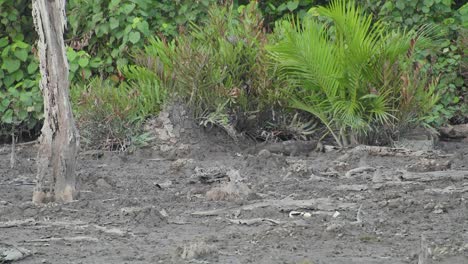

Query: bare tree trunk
32;0;79;203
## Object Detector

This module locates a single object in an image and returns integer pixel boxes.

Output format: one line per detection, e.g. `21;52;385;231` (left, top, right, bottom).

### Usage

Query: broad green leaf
109;0;121;10
137;21;150;36
2;58;21;74
423;0;434;7
3;75;15;87
14;41;28;49
1;98;10;110
27;62;38;74
0;37;8;48
109;17;119;30
13;69;24;81
20;92;33;106
1;109;13;124
78;57;89;67
14;49;28;62
287;0;299;11
128;31;141;44
67;48;77;61
395;0;405;10
17;109;28;121
121;3;136;15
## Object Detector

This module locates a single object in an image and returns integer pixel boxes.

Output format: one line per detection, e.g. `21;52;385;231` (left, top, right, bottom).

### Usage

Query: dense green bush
142;2;303;139
0;0;216;140
0;0;42;138
368;0;468;125
269;0;440;146
66;0;218;80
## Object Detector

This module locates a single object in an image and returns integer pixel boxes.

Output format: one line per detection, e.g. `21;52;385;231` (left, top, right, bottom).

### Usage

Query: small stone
432;209;444;214
326;223;343;232
96;178;112;189
303;212;312;218
257;149;271;158
332;211;340;218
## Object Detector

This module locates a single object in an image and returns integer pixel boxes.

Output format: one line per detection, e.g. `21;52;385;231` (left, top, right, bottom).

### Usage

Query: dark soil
0;134;467;264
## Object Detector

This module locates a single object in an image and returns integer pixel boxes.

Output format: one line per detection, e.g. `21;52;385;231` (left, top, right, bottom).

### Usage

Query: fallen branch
351;145;450;158
345;166;376;178
0;218;35;228
242;198;356;212
27;236;98;243
401;170;468;182
192;198;356;216
0;219;128;237
227;218;281;226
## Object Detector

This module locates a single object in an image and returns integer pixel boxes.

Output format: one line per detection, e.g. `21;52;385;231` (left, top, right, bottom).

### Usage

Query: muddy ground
0;122;467;264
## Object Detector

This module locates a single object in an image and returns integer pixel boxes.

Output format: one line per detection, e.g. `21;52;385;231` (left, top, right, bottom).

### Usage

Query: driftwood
401;170;468;182
0;219;127;237
0;218;35;228
192;198;356;216
26;236;98;243
351;145;450;158
227;218;281;226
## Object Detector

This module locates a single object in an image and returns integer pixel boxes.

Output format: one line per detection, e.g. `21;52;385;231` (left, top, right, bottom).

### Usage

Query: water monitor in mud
247;140;323;156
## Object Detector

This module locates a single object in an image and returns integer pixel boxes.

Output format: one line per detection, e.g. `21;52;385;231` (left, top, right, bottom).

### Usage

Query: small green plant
71;75;165;151
269;0;439;146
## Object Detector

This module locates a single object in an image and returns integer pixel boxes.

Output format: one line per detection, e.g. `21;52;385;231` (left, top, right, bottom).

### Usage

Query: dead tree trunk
32;0;79;203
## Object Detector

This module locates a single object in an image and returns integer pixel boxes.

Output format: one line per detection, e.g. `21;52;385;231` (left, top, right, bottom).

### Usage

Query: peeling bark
32;0;79;203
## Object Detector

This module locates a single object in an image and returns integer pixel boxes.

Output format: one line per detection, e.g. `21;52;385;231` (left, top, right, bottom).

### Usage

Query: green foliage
237;0;317;29
71;75;165;151
0;0;42;136
146;2;286;137
66;0;217;79
269;0;439;146
360;0;468;124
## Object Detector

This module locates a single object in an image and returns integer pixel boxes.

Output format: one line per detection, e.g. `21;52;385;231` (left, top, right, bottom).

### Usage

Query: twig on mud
345;167;376;178
350;204;363;225
351;145;452;158
91;225;127;237
0;219;128;237
26;236;99;243
0;218;35;228
147;158;168;162
227;218;281;226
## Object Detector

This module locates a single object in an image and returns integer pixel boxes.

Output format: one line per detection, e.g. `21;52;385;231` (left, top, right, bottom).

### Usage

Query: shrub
66;0;218;80
143;2;293;139
361;0;468;125
268;0;440;146
71;74;165;151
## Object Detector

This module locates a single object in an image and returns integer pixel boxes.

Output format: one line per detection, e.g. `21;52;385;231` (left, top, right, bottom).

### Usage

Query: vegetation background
0;0;466;149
